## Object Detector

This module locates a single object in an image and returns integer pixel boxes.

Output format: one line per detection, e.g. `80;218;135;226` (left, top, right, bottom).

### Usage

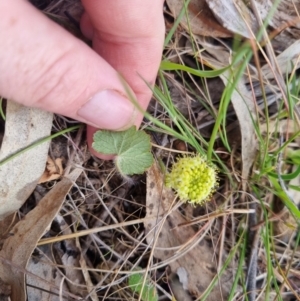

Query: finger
81;0;165;106
80;0;165;154
0;0;138;131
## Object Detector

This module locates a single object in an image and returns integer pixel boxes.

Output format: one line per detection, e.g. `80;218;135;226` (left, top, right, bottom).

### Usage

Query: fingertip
77;89;138;130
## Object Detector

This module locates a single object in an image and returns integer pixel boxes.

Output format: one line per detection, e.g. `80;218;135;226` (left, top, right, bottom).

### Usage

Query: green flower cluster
165;155;218;205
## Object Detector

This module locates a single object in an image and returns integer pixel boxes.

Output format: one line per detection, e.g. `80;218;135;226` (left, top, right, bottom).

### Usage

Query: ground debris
145;163;234;300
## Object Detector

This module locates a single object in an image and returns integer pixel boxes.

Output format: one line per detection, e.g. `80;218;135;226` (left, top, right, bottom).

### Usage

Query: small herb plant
93;127;218;205
92;126;154;176
128;270;158;301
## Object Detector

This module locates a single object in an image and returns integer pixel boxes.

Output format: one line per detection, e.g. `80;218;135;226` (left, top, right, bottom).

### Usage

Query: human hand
0;0;165;158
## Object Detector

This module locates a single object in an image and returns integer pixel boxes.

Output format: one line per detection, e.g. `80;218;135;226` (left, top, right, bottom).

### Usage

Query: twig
64;125;84;176
246;201;259;301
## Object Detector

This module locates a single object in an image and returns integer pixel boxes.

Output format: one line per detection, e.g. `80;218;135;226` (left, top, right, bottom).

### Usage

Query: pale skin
0;0;165;158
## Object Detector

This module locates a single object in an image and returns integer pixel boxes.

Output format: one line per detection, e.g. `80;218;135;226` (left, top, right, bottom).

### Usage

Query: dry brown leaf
169;273;193;301
273;207;298;243
206;0;262;38
166;0;232;37
0;101;53;220
190;38;257;185
28;214;87;300
222;73;257;185
27;245;70;301
271;0;300;50
0;214;19;244
261;40;300;79
144;163;233;300
38;156;64;184
61;251;85;297
0;277;11;299
190;35;232;68
251;0;272;20
272;0;300;28
260;119;300;136
0;168;82;301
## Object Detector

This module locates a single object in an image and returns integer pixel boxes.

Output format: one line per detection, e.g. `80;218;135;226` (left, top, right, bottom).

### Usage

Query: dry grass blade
76;238;99;301
261;40;300;79
0;168;82;301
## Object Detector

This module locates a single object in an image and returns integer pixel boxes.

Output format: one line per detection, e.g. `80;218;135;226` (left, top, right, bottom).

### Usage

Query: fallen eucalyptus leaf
221;73;257;186
190;38;257;187
0;101;53;220
270;0;300;50
166;0;231;38
26;245;70;301
206;0;260;38
0;168;82;301
261;40;300;79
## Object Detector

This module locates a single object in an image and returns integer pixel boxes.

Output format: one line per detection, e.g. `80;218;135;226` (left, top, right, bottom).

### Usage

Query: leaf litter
0;0;300;300
38;156;64;184
0;101;53;220
144;163;233;300
0;168;82;301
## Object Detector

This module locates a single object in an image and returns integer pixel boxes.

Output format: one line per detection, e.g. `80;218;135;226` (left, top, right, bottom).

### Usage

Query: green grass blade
0;125;81;166
160;61;228;78
0;97;5;121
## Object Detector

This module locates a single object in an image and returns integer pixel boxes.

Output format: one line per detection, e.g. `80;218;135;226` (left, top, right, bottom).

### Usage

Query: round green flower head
165;155;218;205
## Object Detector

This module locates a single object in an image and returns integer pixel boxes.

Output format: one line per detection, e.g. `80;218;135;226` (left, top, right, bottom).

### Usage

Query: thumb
0;0;137;131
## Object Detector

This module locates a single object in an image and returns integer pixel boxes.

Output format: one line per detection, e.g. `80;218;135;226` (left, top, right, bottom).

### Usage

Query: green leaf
92;126;153;175
128;271;158;301
160;60;228;78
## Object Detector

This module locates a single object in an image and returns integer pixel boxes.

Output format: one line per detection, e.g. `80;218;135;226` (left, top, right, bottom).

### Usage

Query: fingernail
77;90;136;130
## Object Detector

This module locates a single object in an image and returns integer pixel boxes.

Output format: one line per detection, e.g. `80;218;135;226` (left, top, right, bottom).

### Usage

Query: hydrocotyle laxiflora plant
165;155;218;205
